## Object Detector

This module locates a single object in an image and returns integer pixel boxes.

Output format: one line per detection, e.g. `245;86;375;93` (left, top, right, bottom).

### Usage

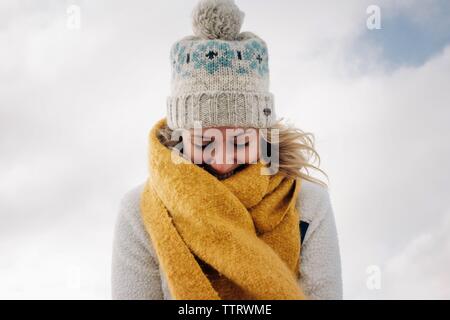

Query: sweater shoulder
117;183;146;234
297;179;331;224
119;183;145;218
116;183;158;257
120;184;144;216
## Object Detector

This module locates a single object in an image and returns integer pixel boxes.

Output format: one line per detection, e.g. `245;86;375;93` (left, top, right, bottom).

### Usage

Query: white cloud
382;212;450;299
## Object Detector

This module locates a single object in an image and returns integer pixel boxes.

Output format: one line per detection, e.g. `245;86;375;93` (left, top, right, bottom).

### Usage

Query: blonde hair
157;119;328;187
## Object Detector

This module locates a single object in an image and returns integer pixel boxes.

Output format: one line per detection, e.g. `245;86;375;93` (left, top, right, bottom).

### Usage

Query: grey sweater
111;180;343;300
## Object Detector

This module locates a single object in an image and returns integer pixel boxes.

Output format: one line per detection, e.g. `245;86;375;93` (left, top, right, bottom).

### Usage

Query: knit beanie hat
166;0;277;130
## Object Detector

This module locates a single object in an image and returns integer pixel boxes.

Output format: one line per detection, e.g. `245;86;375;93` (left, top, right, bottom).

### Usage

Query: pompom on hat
192;0;245;40
166;0;277;129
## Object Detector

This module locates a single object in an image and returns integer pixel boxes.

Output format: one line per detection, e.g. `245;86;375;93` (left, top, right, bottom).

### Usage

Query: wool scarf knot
140;118;307;300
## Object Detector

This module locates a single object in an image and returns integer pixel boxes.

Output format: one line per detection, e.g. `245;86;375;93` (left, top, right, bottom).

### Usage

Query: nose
204;142;236;174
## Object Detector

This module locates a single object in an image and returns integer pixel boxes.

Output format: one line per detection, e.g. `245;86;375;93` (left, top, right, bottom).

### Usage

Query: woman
111;0;342;300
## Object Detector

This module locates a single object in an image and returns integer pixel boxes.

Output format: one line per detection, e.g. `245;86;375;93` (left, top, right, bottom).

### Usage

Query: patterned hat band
171;38;269;79
166;0;277;130
166;91;276;129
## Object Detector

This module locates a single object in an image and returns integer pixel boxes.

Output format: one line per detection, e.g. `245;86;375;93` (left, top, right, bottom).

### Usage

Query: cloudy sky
1;0;449;299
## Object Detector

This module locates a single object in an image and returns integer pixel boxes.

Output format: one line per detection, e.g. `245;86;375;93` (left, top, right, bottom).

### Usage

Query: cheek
247;140;260;162
182;142;201;163
235;140;260;163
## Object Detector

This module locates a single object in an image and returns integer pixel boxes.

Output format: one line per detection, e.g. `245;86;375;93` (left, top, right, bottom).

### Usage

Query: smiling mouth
199;163;248;180
216;170;237;180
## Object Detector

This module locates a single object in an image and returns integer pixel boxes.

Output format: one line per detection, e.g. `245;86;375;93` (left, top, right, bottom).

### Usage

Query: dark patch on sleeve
300;220;309;245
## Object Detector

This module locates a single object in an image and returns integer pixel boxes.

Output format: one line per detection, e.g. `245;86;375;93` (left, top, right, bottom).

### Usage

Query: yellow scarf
140;118;306;300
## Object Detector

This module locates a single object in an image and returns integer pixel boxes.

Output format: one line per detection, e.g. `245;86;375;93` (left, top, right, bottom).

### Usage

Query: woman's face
182;127;260;179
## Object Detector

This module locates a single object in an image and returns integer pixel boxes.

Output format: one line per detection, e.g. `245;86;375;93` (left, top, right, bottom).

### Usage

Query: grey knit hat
166;0;277;130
